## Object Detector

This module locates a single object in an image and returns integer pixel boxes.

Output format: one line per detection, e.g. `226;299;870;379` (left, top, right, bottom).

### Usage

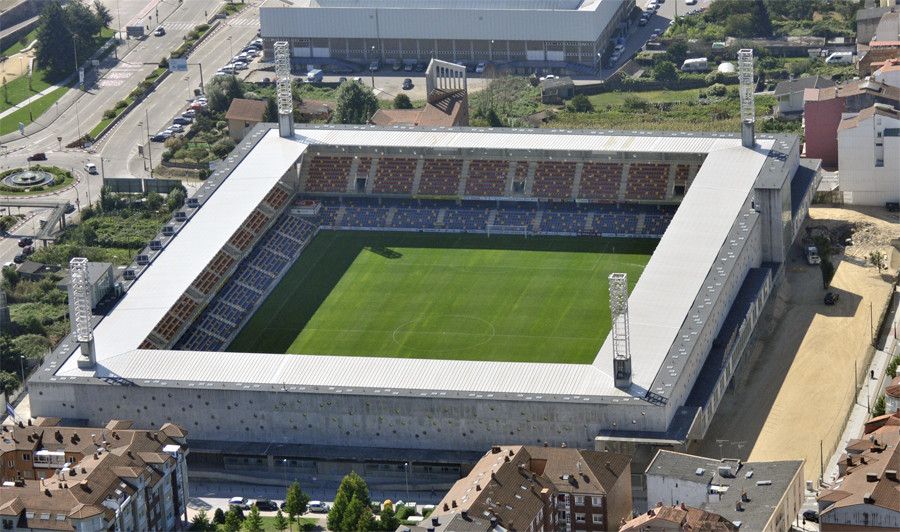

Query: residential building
371;59;469;127
803;79;900;166
619;503;738;532
644;451;804;532
225;98;268;142
857;46;900;77
59;262;115;311
873;10;900;45
817;412;900;530
773;76;834;116
0;418;189;531
837;104;900;205
857;6;896;44
872;58;900;86
540;77;576;105
419;445;631;532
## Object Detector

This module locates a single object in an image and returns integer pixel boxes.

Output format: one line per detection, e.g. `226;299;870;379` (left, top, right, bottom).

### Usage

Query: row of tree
35;0;112;77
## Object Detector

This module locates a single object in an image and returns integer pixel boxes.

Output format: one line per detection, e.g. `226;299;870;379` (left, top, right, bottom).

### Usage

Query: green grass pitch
228;231;655;363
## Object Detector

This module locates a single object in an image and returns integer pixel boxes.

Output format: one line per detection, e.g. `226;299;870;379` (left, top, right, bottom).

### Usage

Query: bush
566;93;594;113
653;61;678;83
211;137;236;158
393;93;413;109
196;23;210;32
708;83;727;97
622;95;650;112
103;109;117;119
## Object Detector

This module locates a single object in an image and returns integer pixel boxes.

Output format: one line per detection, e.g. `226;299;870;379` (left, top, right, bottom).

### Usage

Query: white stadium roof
57;127;774;401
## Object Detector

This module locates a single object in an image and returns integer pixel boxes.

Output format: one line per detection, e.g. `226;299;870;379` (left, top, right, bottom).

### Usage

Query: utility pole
145;108;153;178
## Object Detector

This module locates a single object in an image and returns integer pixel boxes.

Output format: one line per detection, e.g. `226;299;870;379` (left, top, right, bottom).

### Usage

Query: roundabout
2;169;56;189
0;165;74;196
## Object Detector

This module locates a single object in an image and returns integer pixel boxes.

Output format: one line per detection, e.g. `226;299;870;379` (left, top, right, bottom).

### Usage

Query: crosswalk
165;16;258;31
97;62;142;88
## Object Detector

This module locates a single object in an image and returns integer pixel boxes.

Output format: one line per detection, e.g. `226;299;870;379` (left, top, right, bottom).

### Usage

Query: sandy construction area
696;207;898;482
0;49;35;82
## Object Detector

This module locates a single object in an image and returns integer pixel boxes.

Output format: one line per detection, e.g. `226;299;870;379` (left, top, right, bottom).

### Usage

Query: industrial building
259;0;634;74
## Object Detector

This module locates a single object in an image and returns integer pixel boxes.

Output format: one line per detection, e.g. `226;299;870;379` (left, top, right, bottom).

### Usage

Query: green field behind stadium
228;231;655;363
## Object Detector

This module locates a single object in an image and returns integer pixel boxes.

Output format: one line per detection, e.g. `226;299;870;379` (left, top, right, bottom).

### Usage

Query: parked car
27;152;47;162
802;510;818;523
805;246;821;265
64;203;75;214
13;254;26;264
824;292;839;306
17;237;33;247
353;76;363;83
153;26;165;36
234;61;249;70
251;38;263;47
22;245;34;256
181;109;196;118
402;78;413;90
253;500;278;512
392;61;402;71
415;62;426;71
307;501;330;513
404;63;413;72
173;116;192;126
168;124;185;133
639;15;650;26
650;29;662;39
228;497;250;510
369;60;380;72
475;62;486;73
150;133;169;142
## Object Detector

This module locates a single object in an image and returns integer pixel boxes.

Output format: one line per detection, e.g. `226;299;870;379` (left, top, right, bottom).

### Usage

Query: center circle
3;170;54;188
392;314;496;353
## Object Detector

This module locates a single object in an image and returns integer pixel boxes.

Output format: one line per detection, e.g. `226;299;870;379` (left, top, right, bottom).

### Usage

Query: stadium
259;0;633;74
30;119;818;473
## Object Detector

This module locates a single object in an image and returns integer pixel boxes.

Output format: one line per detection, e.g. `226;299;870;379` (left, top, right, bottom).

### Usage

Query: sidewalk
821;286;899;488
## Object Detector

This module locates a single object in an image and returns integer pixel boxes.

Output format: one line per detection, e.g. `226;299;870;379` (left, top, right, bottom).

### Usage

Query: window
22;453;31;461
574;495;584;505
575;513;585;523
591;496;602;507
592;515;603;525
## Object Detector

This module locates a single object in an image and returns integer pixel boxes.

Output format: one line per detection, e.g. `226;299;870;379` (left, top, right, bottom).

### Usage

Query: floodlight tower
609;272;632;389
274;41;294;138
70;258;96;369
738;48;755;148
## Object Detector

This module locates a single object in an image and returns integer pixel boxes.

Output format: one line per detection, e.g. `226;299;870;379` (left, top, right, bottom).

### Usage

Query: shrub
103;109;117;119
158;57;169;69
708;83;727;97
622;95;650;112
196;24;210;32
567;93;594;113
653;61;678;83
115;99;129;110
211;137;236;158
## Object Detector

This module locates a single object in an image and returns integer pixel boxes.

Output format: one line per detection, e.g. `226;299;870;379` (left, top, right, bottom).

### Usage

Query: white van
84;162;98;174
680;57;709;72
824;51;853;65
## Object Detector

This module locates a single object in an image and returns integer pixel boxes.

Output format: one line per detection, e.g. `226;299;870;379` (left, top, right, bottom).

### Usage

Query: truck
805;246;821;265
306;69;324;83
680;57;709;72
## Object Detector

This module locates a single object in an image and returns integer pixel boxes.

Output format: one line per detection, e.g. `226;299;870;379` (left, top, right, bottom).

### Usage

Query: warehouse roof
55;125;780;403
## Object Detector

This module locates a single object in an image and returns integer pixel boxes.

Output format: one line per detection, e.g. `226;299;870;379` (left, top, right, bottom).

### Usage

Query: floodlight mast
70;257;96;369
609;272;632;389
738;48;755;148
274;41;294;138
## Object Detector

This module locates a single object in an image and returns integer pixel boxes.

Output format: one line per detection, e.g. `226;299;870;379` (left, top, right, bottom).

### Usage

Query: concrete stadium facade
29;125;817;470
259;0;635;72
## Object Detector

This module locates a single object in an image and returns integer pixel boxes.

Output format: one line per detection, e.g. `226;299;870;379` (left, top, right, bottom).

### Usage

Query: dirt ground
0;49;34;82
696;206;898;482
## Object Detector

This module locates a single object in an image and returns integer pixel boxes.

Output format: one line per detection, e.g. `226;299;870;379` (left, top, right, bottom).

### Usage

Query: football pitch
228;231;655;363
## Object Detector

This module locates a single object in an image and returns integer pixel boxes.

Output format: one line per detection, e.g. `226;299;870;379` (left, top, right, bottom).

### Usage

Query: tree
66;0;102;60
2;77;7;104
35;1;74;76
284;481;310;524
567;93;593;113
242;506;263;532
333;82;379;124
393;93;413;109
666;41;689;65
166;186;187;212
872;394;886;417
223;508;243;532
327;472;371;530
355;507;375;531
0;371;20;397
264;96;278;122
869;251;886;273
206;76;244;113
145;191;163;211
93;0;112;28
190;510;212;531
378;507;399;531
820;258;835;289
485;108;503;127
212;508;227;525
273;509;289;532
653;61;678;83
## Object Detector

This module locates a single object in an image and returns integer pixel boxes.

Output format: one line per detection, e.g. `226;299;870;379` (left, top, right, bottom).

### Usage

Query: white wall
838;113;900;205
646;474;709;509
822;504;900;530
872;68;900;87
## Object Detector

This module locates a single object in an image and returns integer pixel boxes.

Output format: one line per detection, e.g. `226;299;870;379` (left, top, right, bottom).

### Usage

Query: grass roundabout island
0;165;75;196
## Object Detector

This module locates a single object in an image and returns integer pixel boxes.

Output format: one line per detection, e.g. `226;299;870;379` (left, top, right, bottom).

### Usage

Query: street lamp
370;45;376;88
19;355;25;386
404;462;410;503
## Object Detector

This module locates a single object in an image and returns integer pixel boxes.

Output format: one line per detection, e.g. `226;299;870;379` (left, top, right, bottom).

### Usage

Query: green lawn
230;231;655;363
587;88;702;107
0;85;66;135
213;516;316;531
2;28;38;57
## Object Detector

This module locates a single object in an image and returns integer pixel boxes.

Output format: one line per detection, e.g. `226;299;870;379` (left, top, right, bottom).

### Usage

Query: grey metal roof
646;450;804;532
773;75;834;97
261;0;618;42
53;125;778;403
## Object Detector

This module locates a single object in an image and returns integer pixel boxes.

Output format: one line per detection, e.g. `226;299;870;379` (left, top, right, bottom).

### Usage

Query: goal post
485;224;529;237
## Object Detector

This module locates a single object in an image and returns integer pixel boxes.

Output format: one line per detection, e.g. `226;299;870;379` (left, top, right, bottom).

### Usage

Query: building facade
837;104;900;205
0;418;188;532
260;0;634;73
